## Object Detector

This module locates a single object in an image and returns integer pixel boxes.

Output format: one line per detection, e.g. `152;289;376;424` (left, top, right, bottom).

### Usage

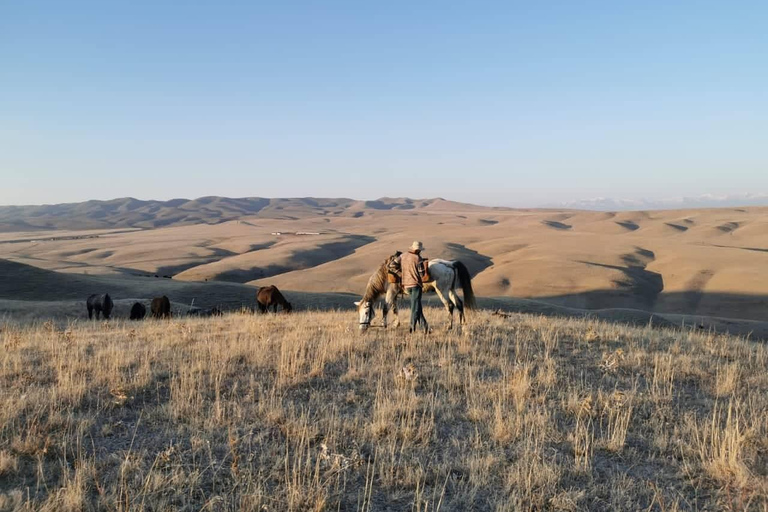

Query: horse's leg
449;289;465;324
391;296;399;328
381;301;388;328
272;303;278;313
386;285;400;328
88;306;93;320
433;285;454;330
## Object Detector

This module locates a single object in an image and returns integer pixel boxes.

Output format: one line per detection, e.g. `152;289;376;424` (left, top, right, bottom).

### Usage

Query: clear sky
2;1;766;207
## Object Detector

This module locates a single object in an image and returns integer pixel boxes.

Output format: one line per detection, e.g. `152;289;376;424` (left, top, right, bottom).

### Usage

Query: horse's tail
453;261;476;310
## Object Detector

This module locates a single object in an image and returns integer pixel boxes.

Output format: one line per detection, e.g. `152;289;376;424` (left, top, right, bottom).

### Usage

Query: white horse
355;253;476;332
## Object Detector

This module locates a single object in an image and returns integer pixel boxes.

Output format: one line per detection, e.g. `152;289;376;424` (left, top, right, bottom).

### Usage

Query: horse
86;293;114;320
355;252;476;332
151;296;172;319
256;285;292;313
129;302;146;320
353;253;403;331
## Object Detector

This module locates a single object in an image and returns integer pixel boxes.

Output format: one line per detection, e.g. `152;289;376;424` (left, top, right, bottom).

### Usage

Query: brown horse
87;293;114;320
256;285;292;313
353;253;404;330
129;302;146;320
151;296;171;318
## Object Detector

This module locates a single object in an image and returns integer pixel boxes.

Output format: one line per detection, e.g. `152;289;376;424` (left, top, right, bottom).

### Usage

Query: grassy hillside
0;310;766;510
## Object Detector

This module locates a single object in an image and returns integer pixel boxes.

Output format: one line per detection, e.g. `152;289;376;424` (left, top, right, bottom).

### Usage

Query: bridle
359;301;373;327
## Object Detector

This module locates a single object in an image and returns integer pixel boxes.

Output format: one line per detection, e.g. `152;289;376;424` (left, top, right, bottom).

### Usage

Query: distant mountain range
545;193;768;211
3;193;768;232
0;196;478;232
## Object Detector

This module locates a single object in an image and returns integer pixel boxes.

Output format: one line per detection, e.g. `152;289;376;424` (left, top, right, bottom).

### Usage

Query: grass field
1;309;766;511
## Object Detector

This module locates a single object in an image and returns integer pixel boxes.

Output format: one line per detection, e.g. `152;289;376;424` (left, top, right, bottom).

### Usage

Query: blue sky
1;1;766;207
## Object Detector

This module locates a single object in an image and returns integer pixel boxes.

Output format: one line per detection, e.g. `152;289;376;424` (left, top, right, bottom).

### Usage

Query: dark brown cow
256;285;292;313
151;295;171;319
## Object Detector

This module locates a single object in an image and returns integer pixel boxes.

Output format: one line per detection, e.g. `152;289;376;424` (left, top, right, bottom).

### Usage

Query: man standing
400;241;429;333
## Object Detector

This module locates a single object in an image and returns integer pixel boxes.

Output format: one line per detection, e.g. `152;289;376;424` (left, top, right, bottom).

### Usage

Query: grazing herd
85;287;291;321
84;253;475;327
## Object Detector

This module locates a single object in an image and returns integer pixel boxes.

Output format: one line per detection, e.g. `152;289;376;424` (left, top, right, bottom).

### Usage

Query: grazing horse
129;302;146;320
151;296;172;319
86;294;114;320
256;285;292;313
356;253;475;332
353;254;404;331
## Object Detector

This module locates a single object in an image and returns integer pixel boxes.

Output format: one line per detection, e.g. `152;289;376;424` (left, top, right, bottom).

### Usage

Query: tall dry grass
0;309;767;511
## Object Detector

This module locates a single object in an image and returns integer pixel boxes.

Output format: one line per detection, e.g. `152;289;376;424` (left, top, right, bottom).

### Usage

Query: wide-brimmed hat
410;241;423;251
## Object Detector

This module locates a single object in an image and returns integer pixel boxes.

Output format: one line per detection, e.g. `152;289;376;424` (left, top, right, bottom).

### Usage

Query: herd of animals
82;253;474;332
84;285;292;321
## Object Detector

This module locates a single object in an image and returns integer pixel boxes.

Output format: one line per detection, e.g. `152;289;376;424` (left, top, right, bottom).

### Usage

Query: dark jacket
401;250;425;289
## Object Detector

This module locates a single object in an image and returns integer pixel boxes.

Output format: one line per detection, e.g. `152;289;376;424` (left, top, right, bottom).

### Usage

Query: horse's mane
362;258;390;303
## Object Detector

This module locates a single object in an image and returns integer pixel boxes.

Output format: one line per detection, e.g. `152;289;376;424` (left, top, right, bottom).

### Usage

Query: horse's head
354;300;374;333
103;294;114;319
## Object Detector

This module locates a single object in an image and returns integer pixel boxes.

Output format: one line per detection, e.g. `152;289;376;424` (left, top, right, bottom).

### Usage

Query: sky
1;1;766;207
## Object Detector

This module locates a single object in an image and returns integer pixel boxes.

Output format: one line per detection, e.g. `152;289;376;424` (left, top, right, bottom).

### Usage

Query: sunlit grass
1;309;767;510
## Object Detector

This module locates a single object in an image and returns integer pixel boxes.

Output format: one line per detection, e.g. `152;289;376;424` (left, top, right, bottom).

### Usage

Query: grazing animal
353;253;403;332
129;302;146;320
356;253;475;332
256;285;292;313
86;293;114;320
151;295;172;318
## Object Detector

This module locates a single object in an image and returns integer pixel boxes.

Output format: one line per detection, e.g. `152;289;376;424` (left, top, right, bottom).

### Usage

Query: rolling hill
1;196;768;329
0;196;466;231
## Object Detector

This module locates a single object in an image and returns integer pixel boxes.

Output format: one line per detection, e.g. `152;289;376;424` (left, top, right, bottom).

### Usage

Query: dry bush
693;399;754;488
0;450;18;476
0;310;766;510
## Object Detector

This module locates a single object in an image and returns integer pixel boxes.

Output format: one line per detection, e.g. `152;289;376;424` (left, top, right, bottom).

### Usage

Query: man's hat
410;241;423;251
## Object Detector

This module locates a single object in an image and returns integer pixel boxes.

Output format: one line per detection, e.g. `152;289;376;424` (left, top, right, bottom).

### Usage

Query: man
400;241;429;333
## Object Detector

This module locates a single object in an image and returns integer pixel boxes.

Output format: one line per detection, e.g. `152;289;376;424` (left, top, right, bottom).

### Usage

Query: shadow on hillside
441;242;493;276
154;247;240;276
489;289;768;339
213;236;376;283
154;242;278;277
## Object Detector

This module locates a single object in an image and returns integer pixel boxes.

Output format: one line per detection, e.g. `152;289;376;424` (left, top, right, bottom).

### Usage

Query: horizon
4;192;768;212
3;2;767;206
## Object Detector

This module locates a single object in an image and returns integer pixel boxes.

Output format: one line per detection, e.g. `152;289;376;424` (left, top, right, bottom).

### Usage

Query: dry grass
1;309;767;511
